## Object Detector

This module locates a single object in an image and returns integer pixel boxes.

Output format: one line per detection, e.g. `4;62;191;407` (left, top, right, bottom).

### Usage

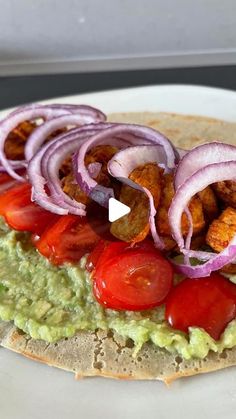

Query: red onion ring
108;144;167;175
28;124;113;215
25;113;106;161
73;124;178;207
44;104;106;120
172;142;236;270
87;162;102;179
169;160;236;277
0;160;27;172
10;103;106;120
0;104;106;181
0;106;73;181
28;139;75;215
174;142;236;190
46;126;130;211
174;244;236;278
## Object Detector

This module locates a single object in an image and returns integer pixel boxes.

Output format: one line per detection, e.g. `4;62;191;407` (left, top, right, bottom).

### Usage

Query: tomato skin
0;172;19;194
92;241;174;311
36;214;111;265
0;182;59;234
87;240;164;273
86;240;129;272
165;273;236;340
0;183;30;216
0;173;14;185
0;181;111;265
86;240;108;272
0;171;27;195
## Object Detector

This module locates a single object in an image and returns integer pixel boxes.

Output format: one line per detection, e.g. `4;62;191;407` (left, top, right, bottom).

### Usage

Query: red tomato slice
165;273;236;340
35;214;111;265
0;172;19;193
87;240;163;273
0;183;29;215
0;182;59;234
0;171;25;195
92;241;174;311
0;173;13;185
86;240;108;272
86;240;128;272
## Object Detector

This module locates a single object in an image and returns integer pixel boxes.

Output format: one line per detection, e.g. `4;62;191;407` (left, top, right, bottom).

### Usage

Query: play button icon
108;198;131;222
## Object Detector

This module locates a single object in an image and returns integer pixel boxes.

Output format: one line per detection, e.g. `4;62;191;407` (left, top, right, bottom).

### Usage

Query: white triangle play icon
108;198;131;222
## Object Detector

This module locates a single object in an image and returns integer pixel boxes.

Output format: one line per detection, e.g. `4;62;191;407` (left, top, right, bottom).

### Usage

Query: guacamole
0;218;236;360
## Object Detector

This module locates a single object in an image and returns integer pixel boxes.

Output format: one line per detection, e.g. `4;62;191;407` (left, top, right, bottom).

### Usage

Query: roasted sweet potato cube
110;163;163;242
128;162;163;208
61;145;119;204
206;207;236;252
197;186;218;221
110;186;150;242
4;121;36;160
61;172;89;205
213;180;236;208
156;174;205;237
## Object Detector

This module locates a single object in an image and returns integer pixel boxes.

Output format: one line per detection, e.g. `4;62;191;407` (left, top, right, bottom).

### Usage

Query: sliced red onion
175;142;236;190
28;124;113;215
107;145;170;248
0;104;106;181
0;160;27;172
173;142;236;270
180;249;215;261
174;244;236;278
73;124;178;207
144;187;165;249
108;144;167;174
39;123;146;214
28;140;75;215
25;113;107;161
0;106;72;181
87;162;102;179
169;161;236;277
183;207;193;265
43;104;106;121
10;103;106;121
45;125;127;211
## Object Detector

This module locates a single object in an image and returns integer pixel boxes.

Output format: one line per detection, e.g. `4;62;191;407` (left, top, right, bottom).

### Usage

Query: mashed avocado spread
0;218;236;360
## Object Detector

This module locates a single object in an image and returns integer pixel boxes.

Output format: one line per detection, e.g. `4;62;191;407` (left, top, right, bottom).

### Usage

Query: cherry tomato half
0;172;20;194
86;240;127;272
165;273;236;340
92;241;174;311
35;214;111;265
0;182;59;234
0;173;14;185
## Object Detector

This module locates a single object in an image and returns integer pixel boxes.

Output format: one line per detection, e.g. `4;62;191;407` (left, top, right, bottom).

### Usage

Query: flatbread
0;321;11;343
1;111;236;384
108;112;236;149
2;323;236;385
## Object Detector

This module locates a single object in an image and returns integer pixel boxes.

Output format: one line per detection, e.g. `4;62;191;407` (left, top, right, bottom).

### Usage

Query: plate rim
1;83;236;118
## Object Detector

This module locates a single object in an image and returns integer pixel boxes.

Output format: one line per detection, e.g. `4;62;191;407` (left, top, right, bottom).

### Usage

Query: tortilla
108;111;236;149
1;111;236;384
2;322;236;385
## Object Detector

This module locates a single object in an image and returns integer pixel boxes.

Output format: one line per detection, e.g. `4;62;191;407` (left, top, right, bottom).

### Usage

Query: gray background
0;0;236;76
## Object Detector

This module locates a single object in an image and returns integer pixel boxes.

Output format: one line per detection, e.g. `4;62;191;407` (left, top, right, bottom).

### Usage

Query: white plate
1;84;236;419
